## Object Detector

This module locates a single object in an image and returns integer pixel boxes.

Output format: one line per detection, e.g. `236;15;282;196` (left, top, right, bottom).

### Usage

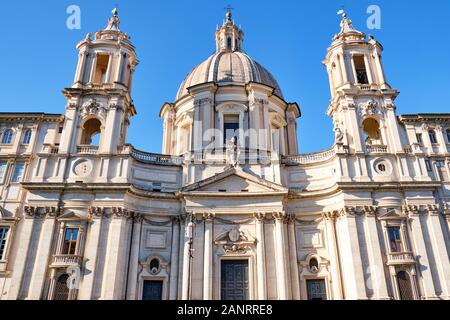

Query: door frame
215;255;255;300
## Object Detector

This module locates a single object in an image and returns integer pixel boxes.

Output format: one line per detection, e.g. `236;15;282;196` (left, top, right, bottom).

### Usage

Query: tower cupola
215;9;244;52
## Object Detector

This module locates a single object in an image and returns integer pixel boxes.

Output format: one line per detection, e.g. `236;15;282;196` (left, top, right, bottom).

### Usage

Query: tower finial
336;8;362;35
104;6;121;31
225;5;233;22
337;8;347;19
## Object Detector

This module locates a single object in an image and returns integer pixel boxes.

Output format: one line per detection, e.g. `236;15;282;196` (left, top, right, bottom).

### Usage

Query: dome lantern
215;9;244;52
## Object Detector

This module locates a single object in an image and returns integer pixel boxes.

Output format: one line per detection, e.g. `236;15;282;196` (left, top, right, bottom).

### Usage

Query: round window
374;159;391;175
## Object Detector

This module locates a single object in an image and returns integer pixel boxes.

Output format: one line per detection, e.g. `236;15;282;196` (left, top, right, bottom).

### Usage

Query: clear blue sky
0;0;449;153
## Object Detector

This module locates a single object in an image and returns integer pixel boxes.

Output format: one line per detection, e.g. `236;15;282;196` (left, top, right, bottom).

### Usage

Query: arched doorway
397;271;414;300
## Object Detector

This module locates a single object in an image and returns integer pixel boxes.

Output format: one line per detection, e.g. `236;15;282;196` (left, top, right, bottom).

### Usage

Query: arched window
22;129;32;145
227;37;232;50
397;271;414;300
1;129;13;144
362;118;381;144
428;130;438;144
54;274;70;301
447;129;450;143
80;118;102;145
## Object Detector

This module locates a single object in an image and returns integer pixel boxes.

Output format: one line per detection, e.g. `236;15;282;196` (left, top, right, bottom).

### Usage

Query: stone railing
50;255;83;268
283;147;336;165
77;145;99;154
130;147;183;165
42;145;59;154
386;252;415;266
357;84;372;91
366;145;388;154
403;145;413;154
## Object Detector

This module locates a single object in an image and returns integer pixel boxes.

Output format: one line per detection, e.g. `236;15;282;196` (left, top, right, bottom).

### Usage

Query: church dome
176;51;283;100
176;11;283;100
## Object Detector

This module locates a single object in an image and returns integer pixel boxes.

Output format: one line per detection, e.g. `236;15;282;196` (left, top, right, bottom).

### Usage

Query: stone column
350;54;358;84
115;52;125;83
364;207;389;299
181;216;193;300
373;50;386;87
254;213;267;300
426;206;450;298
101;209;132;300
274;212;288;300
203;213;214;300
74;51;88;84
126;213;143;300
102;103;122;154
364;54;374;84
177;216;186;299
340;53;349;84
27;209;57;300
169;216;181;300
335;207;367;299
105;53;113;84
192;100;202;154
88;54;98;84
7;209;36;300
323;211;343;300
405;205;436;299
287;214;300;300
347;103;364;153
78;208;104;300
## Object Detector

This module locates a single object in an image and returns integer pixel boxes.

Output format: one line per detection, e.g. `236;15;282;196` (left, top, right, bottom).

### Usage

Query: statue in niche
226;136;239;166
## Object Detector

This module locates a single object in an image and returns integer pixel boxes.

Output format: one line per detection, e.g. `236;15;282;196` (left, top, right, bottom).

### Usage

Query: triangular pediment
180;167;287;194
378;207;405;220
57;210;86;221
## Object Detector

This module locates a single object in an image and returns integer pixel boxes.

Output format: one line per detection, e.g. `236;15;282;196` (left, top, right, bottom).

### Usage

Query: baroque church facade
0;8;450;300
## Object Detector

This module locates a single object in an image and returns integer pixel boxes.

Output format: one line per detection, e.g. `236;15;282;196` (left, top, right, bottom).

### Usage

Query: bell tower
323;11;404;155
59;8;139;155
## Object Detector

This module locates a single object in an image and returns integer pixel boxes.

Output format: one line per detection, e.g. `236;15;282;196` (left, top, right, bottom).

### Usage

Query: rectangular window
353;55;369;84
388;226;403;253
0;227;10;260
416;133;423;144
429;130;438;144
446;129;450;143
436;160;445;168
0;161;7;184
93;54;110;84
306;279;327;300
425;160;433;172
12;162;25;183
62;228;79;255
223;115;240;145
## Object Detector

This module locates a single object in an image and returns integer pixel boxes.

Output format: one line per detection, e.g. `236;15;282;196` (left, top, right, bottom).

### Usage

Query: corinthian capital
272;211;288;222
